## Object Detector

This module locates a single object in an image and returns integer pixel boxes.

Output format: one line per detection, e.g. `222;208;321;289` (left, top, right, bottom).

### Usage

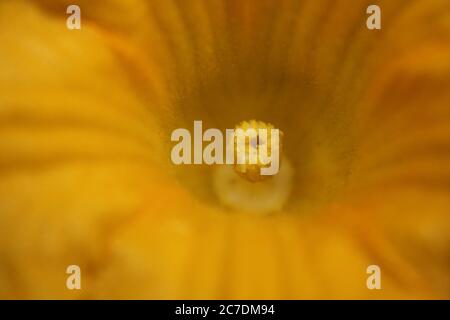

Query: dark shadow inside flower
166;55;356;213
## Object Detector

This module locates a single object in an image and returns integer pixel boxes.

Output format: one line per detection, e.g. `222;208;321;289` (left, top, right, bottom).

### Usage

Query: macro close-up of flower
0;0;449;299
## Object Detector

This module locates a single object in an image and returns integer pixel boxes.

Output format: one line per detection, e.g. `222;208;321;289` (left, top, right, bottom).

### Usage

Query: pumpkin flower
0;0;449;299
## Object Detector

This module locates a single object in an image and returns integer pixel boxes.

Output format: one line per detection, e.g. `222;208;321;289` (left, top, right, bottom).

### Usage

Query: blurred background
0;0;449;299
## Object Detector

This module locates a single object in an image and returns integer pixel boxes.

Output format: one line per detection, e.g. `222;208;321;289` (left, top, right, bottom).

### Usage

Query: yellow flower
0;0;449;299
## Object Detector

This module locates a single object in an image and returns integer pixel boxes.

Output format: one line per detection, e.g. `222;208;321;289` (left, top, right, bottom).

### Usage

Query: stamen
213;158;293;214
232;120;283;182
213;120;291;214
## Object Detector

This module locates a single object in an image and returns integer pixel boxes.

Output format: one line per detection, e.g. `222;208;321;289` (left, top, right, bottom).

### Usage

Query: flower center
233;120;283;182
213;120;292;214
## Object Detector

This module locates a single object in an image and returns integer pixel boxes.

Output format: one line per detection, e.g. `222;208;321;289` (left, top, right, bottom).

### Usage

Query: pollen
232;120;283;182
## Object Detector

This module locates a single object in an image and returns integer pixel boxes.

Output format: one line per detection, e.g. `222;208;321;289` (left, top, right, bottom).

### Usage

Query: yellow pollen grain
233;120;283;182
